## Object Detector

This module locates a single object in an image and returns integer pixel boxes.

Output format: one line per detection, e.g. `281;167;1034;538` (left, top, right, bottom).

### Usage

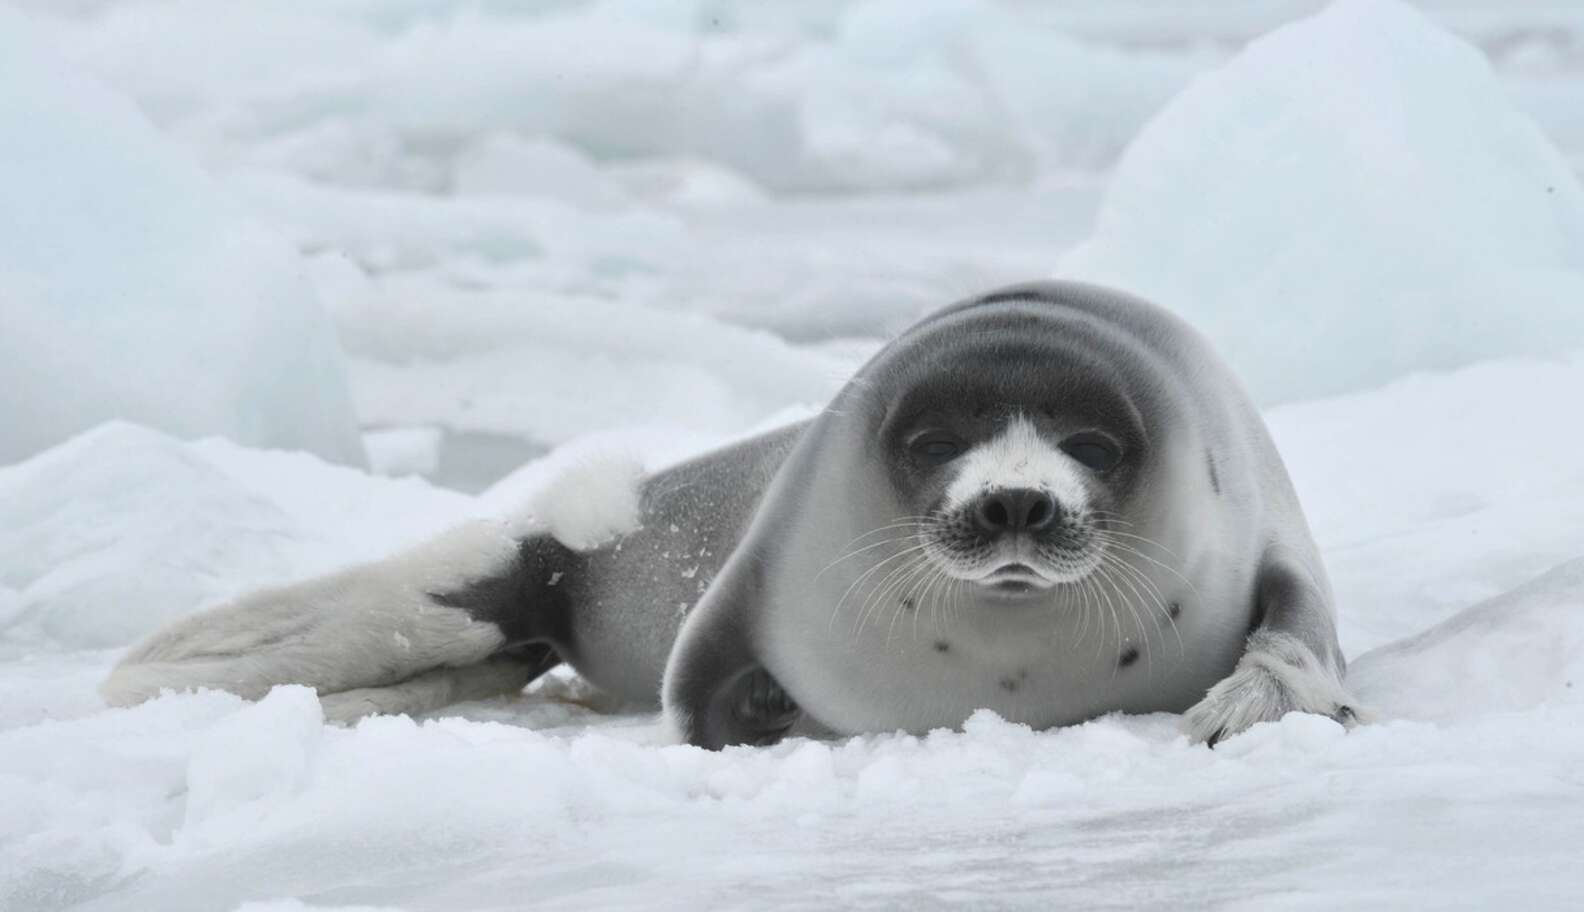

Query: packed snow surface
4;351;1584;909
5;0;1584;908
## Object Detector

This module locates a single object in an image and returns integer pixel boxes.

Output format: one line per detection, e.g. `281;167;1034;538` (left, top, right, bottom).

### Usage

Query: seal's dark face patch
882;393;1141;512
866;319;1153;596
876;333;1148;489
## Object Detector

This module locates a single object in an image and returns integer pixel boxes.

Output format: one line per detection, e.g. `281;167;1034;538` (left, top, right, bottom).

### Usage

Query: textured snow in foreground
0;12;364;468
4;350;1584;910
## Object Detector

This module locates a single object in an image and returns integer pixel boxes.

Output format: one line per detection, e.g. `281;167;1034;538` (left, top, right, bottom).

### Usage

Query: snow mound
363;426;443;478
185;687;325;833
1268;353;1584;656
0;423;468;652
1059;0;1584;403
318;271;852;449
0;12;364;467
1349;558;1584;721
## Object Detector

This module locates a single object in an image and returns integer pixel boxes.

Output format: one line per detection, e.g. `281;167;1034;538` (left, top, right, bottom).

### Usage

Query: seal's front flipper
730;667;801;745
669;660;802;749
662;562;801;749
1182;555;1370;746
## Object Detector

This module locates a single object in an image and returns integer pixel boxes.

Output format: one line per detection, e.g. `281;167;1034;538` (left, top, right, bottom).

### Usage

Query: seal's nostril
974;488;1058;534
1026;495;1054;530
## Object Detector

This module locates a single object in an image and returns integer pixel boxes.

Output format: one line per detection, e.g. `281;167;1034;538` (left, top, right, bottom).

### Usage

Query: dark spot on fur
1169;601;1182;619
1118;646;1140;668
933;640;950;653
1205;449;1221;495
999;677;1019;692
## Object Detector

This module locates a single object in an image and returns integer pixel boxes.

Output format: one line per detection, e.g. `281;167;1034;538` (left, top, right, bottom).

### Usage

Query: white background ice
0;9;365;468
3;0;1584;909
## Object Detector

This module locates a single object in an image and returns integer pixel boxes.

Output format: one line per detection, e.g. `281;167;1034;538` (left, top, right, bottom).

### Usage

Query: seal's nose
973;488;1058;535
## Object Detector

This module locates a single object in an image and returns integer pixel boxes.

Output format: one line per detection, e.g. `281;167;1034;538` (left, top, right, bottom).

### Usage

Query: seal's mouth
977;562;1058;595
920;496;1103;590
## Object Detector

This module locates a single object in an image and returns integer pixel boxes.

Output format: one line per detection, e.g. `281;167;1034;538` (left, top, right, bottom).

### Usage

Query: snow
452;134;633;212
0;11;364;468
363;425;443;479
311;267;852;451
1349;558;1584;721
6;359;1583;910
1269;354;1584;657
0;422;469;654
1059;0;1584;404
5;590;1584;909
5;0;1584;908
183;686;326;832
34;0;1197;196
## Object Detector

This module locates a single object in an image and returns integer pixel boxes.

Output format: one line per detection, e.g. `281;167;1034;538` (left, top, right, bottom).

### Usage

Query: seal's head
866;291;1154;600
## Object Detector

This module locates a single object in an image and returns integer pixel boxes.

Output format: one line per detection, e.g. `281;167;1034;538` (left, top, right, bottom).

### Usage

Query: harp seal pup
103;280;1363;748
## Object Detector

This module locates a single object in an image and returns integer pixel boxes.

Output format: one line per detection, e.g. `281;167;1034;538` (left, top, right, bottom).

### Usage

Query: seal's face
892;412;1132;595
873;319;1150;603
913;415;1115;590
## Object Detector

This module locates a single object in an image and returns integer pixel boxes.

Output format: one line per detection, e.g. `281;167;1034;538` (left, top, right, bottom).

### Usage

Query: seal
103;280;1363;748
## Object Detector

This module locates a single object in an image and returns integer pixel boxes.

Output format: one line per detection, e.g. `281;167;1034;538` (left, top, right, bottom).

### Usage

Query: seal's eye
1061;432;1121;472
908;432;962;465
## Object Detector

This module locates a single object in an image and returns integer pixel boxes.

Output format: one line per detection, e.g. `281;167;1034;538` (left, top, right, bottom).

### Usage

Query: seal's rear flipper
319;645;560;724
102;521;571;716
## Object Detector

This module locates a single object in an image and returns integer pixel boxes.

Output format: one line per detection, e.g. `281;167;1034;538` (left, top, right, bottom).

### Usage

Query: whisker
1091;528;1187;561
829;540;933;633
815;515;935;581
1101;548;1184;657
859;549;934;639
815;532;927;582
886;557;938;648
1092;537;1203;611
1098;558;1152;681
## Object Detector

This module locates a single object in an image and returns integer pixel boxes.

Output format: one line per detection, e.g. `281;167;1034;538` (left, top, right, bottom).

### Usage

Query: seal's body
105;282;1361;747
